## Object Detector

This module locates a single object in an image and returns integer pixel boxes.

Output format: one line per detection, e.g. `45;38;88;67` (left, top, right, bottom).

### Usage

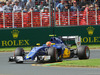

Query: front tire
14;47;25;63
48;47;58;62
77;45;90;60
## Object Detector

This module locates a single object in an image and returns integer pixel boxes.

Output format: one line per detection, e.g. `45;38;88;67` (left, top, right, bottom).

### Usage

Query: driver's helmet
46;41;51;46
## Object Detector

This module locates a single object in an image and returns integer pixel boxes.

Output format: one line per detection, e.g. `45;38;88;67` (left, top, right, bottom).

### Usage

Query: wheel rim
86;47;90;58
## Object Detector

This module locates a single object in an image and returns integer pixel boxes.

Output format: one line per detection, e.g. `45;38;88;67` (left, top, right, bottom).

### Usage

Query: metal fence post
53;0;56;27
22;11;24;28
48;12;50;27
95;8;97;25
68;9;70;26
86;8;88;25
12;11;14;28
58;9;61;26
77;9;79;26
49;0;51;27
31;11;33;27
40;11;42;27
53;8;56;27
3;11;5;28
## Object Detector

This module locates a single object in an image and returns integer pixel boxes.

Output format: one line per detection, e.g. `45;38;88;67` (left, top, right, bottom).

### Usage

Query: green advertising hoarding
0;25;100;47
54;25;100;44
0;27;53;47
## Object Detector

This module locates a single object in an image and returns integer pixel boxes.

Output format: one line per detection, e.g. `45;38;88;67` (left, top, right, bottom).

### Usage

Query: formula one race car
9;36;90;63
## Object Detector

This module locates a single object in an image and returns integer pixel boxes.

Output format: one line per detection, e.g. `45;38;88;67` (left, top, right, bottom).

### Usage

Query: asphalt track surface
0;49;100;75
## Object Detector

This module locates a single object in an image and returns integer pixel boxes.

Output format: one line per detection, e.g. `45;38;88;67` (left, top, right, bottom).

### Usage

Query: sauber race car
9;36;90;63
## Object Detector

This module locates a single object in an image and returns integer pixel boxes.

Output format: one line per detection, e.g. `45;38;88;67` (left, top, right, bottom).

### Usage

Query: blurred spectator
68;0;73;8
89;4;94;11
10;1;15;8
93;0;100;7
34;6;39;12
80;4;89;25
43;6;49;12
26;0;35;11
79;0;87;6
13;1;22;12
82;4;89;11
3;1;13;13
88;4;96;25
43;0;49;7
42;6;49;27
79;0;87;11
55;0;60;7
56;0;65;12
70;1;81;11
94;3;100;10
0;0;96;13
27;0;35;2
63;4;69;12
8;0;12;4
28;7;34;12
83;4;89;18
17;0;25;9
23;7;27;12
40;6;48;12
85;4;89;8
22;0;27;4
37;1;44;10
40;0;53;11
28;6;39;12
0;3;3;12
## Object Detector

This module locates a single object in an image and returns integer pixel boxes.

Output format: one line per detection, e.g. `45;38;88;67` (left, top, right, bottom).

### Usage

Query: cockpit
50;37;63;44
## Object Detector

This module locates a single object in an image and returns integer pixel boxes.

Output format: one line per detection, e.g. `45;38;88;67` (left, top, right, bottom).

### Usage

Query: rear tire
78;45;90;60
14;47;25;63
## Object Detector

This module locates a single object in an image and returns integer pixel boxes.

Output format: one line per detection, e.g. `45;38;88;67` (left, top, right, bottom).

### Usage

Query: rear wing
60;36;81;47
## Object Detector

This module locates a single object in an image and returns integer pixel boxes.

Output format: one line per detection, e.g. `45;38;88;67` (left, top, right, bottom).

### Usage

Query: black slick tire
14;47;25;63
78;45;90;60
48;47;58;62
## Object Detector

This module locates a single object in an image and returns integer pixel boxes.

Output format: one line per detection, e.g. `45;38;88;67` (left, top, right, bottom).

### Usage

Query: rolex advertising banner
0;25;100;47
0;27;53;47
55;25;100;44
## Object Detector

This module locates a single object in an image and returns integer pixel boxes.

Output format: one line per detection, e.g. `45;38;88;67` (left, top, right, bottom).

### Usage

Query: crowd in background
0;0;100;13
0;0;100;28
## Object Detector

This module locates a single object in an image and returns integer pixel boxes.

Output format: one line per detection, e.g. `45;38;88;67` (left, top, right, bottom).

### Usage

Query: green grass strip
71;44;100;49
87;44;100;49
46;59;100;67
0;47;31;52
0;44;100;52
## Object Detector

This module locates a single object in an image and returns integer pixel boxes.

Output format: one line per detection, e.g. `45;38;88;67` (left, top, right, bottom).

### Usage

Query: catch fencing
0;9;100;28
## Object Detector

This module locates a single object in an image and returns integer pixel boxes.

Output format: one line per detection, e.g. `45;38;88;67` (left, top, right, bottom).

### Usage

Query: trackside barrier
0;10;100;28
0;25;100;48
